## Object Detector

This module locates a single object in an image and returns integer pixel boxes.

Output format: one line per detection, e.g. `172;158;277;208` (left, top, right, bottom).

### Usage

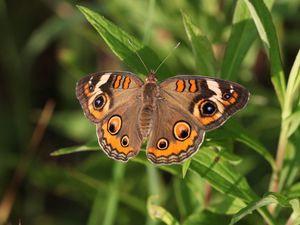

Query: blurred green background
0;0;300;225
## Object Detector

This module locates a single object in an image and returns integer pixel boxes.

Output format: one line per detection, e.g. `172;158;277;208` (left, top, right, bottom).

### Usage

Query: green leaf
51;140;99;156
208;196;247;215
182;158;192;178
235;132;276;170
230;192;292;225
221;0;274;80
289;199;300;225
147;195;180;225
182;12;216;75
244;0;286;107
77;5;171;79
189;147;256;202
182;211;230;225
209;124;276;170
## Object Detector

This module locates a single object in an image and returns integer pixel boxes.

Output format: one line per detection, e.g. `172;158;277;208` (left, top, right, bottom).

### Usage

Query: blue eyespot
94;94;106;109
201;101;217;116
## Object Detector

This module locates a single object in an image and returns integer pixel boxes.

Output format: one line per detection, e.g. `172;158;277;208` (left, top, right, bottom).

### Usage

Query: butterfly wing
76;71;144;162
146;75;249;165
146;97;205;164
159;75;250;130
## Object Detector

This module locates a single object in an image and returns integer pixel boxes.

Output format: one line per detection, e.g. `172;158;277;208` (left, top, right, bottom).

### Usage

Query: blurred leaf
230;192;292;225
182;211;230;225
88;162;126;225
182;12;216;75
244;0;286;107
77;5;171;79
288;183;300;199
51;140;99;156
221;0;274;80
50;110;95;141
147;195;180;225
280;136;300;193
23;13;82;65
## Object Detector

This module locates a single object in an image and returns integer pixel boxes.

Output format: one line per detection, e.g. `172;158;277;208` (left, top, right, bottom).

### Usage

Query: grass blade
87;162;126;225
51;141;99;156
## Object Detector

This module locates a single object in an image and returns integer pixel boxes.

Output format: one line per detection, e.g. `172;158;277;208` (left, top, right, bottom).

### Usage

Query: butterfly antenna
154;42;181;74
128;40;150;74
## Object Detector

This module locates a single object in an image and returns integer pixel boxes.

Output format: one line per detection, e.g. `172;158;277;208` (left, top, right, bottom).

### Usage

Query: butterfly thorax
139;72;159;137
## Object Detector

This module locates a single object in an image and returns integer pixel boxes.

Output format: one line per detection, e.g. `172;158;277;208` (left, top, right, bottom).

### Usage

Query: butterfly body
76;71;249;165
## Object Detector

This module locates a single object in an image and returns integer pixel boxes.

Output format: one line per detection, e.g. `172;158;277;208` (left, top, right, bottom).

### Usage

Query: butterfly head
146;70;157;83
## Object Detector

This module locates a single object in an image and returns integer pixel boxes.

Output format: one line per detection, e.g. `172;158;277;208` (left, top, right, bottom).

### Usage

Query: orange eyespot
107;115;122;135
200;100;217;116
173;121;191;141
93;94;107;109
121;135;129;147
157;138;169;150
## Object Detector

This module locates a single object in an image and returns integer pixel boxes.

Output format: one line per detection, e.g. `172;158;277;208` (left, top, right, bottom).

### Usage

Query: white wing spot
207;80;222;96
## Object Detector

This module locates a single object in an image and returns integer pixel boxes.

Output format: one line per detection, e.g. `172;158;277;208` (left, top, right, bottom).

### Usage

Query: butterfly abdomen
139;83;158;137
139;104;155;137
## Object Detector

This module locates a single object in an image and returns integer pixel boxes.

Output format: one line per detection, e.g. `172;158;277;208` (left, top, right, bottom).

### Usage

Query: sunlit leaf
147;195;180;225
230;192;292;225
77;5;170;79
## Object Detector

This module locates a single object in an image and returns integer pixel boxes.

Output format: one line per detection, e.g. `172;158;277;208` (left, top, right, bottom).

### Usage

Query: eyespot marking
157;138;169;150
200;100;217;116
107;115;122;135
93;94;106;109
173;121;191;141
121;135;129;147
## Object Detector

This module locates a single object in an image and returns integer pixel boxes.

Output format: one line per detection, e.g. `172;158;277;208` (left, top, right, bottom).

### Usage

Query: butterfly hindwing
76;71;144;161
146;96;205;165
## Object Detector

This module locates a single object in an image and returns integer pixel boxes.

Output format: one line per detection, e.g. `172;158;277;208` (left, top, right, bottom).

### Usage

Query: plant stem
0;100;55;225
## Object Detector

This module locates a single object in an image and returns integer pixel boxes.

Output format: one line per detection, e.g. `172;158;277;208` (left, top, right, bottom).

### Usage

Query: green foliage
1;0;300;225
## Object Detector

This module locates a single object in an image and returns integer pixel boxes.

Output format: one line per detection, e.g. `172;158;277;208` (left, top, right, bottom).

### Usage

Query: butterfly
76;71;249;165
